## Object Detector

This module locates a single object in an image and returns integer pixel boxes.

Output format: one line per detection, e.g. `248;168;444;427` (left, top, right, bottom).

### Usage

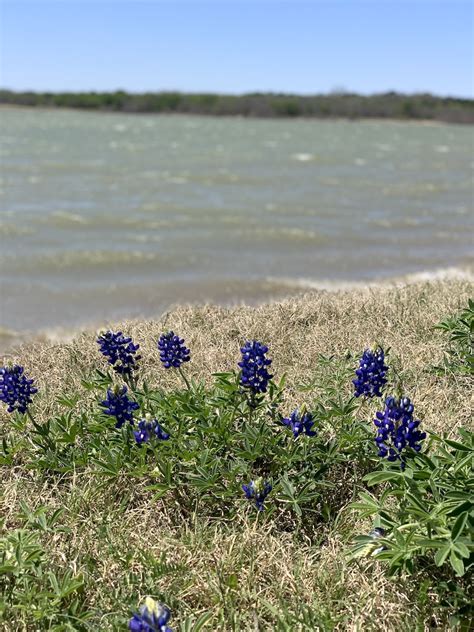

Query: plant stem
178;367;191;391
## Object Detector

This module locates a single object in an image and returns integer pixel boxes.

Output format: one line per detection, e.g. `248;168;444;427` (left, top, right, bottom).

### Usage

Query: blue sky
1;1;472;97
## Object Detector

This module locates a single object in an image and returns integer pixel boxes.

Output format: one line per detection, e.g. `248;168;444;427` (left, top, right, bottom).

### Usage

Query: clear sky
1;0;472;97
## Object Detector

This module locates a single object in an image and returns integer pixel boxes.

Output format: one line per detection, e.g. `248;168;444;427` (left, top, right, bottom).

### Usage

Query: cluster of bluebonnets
0;330;428;629
0;334;427;483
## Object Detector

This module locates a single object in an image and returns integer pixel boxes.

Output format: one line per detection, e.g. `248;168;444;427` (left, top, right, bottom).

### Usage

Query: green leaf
363;470;403;485
452;541;470;559
444;439;472;452
451;512;469;541
449;551;465;576
434;545;451;567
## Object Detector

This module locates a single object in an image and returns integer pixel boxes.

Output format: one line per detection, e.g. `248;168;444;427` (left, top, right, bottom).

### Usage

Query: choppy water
0;108;473;345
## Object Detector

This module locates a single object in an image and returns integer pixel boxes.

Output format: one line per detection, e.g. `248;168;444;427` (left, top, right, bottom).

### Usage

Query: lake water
1;108;473;345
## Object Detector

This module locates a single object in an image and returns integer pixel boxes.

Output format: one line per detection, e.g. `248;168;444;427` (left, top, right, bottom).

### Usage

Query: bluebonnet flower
0;365;37;414
242;477;272;511
158;331;190;369
100;385;139;428
97;330;141;376
238;340;273;394
281;409;316;438
129;597;172;632
134;415;170;445
374;396;426;466
353;347;388;398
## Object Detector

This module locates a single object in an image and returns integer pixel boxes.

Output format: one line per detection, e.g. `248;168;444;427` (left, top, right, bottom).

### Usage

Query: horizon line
1;87;473;101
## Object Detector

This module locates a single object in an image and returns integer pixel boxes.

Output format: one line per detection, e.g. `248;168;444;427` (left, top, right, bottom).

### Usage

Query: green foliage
4;363;374;531
0;521;90;629
349;428;473;576
1;89;473;122
435;298;474;374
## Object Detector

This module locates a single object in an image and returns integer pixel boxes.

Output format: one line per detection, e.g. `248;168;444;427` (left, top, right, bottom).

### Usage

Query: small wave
0;221;34;236
291;153;315;162
0;249;166;272
50;211;88;226
0;326;18;341
267;266;474;291
41;212;181;231
231;225;325;242
0;323;93;354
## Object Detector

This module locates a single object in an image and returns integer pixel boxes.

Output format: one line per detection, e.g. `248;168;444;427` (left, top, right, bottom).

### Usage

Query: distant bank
1;89;473;123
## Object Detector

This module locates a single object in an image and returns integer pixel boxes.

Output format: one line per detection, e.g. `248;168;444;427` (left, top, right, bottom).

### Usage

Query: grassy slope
1;280;473;631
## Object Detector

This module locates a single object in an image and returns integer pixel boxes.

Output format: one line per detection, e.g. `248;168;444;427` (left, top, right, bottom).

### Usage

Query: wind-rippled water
0;108;473;343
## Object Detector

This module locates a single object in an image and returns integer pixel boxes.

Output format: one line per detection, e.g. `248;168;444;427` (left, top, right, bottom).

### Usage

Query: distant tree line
1;89;473;123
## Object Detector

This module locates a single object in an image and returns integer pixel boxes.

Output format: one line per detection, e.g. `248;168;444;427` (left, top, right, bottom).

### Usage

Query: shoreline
0;103;458;125
2;273;473;358
1;87;472;124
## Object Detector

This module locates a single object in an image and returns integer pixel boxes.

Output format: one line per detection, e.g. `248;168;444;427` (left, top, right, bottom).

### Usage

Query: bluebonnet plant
129;597;172;632
242;477;272;511
374;396;426;466
353;347;388;398
97;330;141;377
281;409;316;438
238;340;273;394
158;331;190;369
0;365;37;414
134;415;170;445
100;385;139;428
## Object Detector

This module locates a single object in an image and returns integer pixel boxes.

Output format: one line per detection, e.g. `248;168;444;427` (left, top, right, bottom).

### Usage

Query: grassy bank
1;89;474;123
1;281;473;630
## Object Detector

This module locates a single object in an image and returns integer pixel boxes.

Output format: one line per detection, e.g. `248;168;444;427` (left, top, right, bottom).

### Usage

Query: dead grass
5;279;473;434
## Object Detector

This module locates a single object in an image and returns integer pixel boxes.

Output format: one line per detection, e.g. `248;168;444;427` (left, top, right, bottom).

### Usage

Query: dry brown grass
5;279;473;433
1;280;473;631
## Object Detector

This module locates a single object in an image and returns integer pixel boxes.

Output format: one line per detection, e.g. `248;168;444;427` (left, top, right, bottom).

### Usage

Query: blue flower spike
158;331;190;369
281;408;316;438
134;414;170;445
0;365;37;415
129;597;173;632
353;347;388;398
100;384;139;428
158;331;191;388
97;330;141;378
238;340;273;395
242;477;272;511
374;395;426;467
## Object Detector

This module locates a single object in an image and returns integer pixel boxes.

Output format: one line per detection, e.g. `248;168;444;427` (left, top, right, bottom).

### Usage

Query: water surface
1;108;473;341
